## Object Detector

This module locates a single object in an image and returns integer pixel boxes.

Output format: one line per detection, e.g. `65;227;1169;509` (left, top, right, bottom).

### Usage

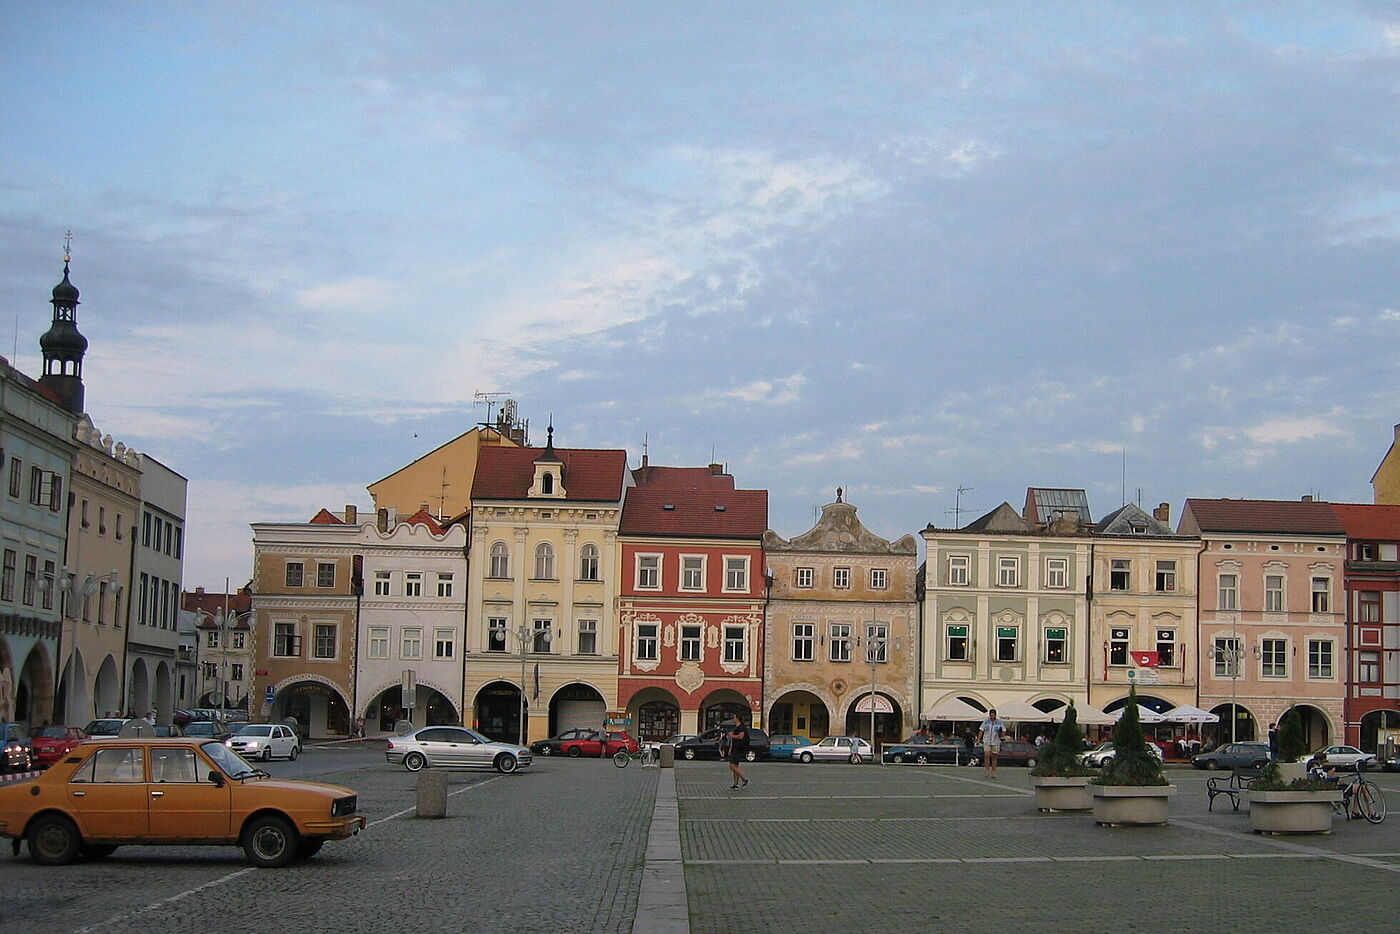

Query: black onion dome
51;266;80;305
40;320;88;356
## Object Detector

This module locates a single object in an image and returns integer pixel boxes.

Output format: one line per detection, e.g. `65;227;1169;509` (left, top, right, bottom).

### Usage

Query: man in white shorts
977;708;1008;778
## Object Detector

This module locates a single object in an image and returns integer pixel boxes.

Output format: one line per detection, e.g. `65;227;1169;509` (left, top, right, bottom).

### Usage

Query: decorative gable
528;462;566;498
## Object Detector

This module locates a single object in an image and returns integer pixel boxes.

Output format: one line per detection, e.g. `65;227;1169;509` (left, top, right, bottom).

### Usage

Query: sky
2;2;1397;591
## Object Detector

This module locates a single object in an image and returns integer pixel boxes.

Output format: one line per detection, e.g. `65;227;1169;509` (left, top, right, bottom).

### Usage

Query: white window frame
1218;573;1238;610
829;623;851;662
680;555;705;591
533;542;556;580
869;568;887;590
945;623;969;661
577;618;598;655
1043;626;1068;664
487;616;508;653
404;572;423;597
1213;636;1241;678
795;567;814;589
864;622;888;664
832;566;851;589
723;556;749;592
1310;577;1331;613
679;624;702;661
792;623;814;661
1045;558;1068;589
1155;628;1177;668
1264;575;1285;612
401;627;423;659
578;543;600;581
532;618;553;654
997;556;1020;588
434;629;455;660
947;554;970;586
436;573;453;598
1260;637;1287;678
1109;627;1130;667
368;627;389;659
1109;558;1131;592
723;625;746;663
489;541;510;579
636;622;659;661
995;625;1019;662
373;571;391;596
636;554;662;590
1154;560;1177;593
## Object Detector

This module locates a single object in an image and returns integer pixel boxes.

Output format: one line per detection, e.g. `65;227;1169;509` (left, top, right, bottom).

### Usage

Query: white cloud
296;277;396;311
1130;415;1146;433
1243;415;1347;445
725;374;806;405
1380;308;1400;321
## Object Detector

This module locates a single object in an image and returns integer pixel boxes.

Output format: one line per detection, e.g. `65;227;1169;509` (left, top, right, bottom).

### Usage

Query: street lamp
858;618;900;755
1208;630;1247;744
508;622;552;745
195;607;247;712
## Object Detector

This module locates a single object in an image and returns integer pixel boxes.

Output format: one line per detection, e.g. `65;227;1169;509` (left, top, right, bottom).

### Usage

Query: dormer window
541;472;554;494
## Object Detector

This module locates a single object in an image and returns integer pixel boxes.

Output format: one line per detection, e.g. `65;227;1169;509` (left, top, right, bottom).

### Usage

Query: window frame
1043;626;1068;664
679;624;702;662
1260;637;1287;678
636;554;662;590
723;625;746;663
313;623;337;659
995;625;1019;662
285;562;304;588
832;566;851;590
1045;557;1068;589
795;567;814;589
488;542;510;579
997;556;1020;588
680;555;705;592
533;542;556;580
945;623;969;661
400;627;423;659
947;554;971;586
828;623;851;662
635;622;659;661
273;622;298;657
1217;573;1238;610
316;562;335;588
368;626;390;659
1109;627;1130;667
1310;577;1331;613
723;556;750;593
373;571;391;597
792;622;814;661
577;618;598;655
1109;558;1131;592
487;616;508;653
1307;639;1333;679
1264;575;1285;612
433;628;455;660
578;543;600;581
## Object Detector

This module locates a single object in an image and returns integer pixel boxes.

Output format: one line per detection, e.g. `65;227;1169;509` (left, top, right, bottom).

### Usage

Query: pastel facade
367;419;521;521
126;452;187;721
1329;504;1400;749
184;586;253;712
1372;423;1400;505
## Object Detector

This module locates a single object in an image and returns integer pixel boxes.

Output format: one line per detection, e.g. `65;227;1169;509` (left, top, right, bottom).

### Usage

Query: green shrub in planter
1250;762;1336;793
1092;686;1168;787
1277;709;1308;763
1030;704;1094;778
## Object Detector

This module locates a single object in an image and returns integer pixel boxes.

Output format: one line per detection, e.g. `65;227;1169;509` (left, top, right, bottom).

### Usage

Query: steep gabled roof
1096;503;1174;536
1179;498;1346;536
630;465;736;491
963;502;1032;533
1025;487;1091;524
472;446;627;502
1329;503;1400;541
309;508;344;524
620;488;767;538
766;497;917;554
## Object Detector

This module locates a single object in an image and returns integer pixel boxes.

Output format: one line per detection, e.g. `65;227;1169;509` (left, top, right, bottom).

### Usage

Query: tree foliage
1277;708;1307;763
1030;703;1092;777
1096;686;1168;786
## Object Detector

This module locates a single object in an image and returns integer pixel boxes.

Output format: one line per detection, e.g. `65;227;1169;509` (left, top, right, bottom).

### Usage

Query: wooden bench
1206;767;1262;811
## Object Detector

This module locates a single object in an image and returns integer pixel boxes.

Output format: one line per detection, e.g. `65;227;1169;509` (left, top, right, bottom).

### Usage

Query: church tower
38;235;88;414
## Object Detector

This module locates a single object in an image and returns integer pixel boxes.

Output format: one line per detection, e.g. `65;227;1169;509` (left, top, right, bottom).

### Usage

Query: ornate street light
508;622;552;745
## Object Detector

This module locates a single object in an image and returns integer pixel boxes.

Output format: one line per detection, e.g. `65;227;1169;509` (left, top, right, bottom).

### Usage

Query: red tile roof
1329;503;1400;541
620;488;768;538
182;588;253;625
309;508;344;524
1182;498;1346;535
472;446;627;502
631;465;736;491
402;509;446;535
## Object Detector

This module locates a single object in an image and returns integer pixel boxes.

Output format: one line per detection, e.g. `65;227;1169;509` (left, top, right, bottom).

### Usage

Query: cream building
1374;423;1400;506
367;414;522;521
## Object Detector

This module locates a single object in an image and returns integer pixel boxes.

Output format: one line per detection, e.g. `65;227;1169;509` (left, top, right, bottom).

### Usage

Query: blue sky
2;2;1397;589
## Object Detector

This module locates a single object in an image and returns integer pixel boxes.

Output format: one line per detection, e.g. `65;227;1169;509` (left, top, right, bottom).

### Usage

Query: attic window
585;512;597;520
1129;524;1146;534
541;472;555;494
1222;544;1232;550
714;505;727;512
663;504;676;511
539;511;553;519
1270;544;1279;550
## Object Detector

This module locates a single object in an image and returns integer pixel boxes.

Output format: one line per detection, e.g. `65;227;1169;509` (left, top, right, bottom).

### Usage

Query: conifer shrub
1030;703;1093;778
1093;686;1168;786
1277;708;1308;763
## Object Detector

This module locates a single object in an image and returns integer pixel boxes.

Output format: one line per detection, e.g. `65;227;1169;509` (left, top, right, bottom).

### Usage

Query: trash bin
659;744;675;768
416;769;448;818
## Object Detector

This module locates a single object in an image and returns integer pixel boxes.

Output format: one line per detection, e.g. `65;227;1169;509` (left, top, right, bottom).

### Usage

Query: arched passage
154;662;174;723
697;688;751;732
17;643;55;725
94;655;121;717
625;687;681;742
474;680;523;744
58;651;91;725
1281;703;1332;750
549;682;606;736
269;679;351;738
1359;708;1400;753
844;690;903;745
363;682;459;731
128;658;151;715
1207;703;1258;743
1103;694;1173;714
769;689;832;740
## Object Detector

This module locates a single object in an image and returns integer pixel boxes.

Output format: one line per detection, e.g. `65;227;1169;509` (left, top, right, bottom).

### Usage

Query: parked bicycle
613;745;658;768
1330;762;1386;823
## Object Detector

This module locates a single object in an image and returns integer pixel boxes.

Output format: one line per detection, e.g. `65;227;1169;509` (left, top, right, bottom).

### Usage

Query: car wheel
242;815;298;869
289;746;299;761
538;745;553;756
494;754;518;774
915;753;929;764
81;843;118;859
1026;757;1036;768
800;752;814;763
744;750;757;762
849;753;863;764
28;814;81;866
296;838;324;860
892;753;906;764
566;746;582;758
683;748;697;760
1252;760;1267;769
262;747;273;762
403;751;426;772
1206;759;1221;770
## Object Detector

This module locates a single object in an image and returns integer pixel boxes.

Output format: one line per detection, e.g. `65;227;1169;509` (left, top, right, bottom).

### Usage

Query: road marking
687;852;1380;867
1171;817;1400;874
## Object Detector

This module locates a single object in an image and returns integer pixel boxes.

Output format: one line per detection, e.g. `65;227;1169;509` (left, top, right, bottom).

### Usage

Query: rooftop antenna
437;467;451;519
944;485;974;528
473;390;511;427
1121;447;1127;506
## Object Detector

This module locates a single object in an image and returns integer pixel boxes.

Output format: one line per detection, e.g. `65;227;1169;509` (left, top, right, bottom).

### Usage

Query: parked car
0;737;363;867
1191;741;1270;770
226;724;301;761
0;723;34;773
883;737;978;765
793;735;875;763
226;721;250;735
385;726;531;773
183;720;233;743
1309;745;1375;769
151;724;185;738
1374;752;1400;773
31;726;87;768
80;719;130;740
1082;741;1165;768
172;708;193;726
989;739;1040;767
559;730;638;758
674;727;771;761
766;734;814;761
531;728;602;756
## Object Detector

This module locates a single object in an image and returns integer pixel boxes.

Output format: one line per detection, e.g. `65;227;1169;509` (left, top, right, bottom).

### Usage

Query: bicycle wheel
1358;781;1386;824
613;750;630;768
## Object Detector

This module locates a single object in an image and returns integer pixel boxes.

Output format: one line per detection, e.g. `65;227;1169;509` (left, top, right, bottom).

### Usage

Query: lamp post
195;607;245;712
509;622;551;745
859;617;899;755
1208;628;1246;744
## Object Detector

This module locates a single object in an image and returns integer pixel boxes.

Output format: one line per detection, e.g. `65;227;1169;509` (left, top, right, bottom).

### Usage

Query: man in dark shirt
726;719;750;789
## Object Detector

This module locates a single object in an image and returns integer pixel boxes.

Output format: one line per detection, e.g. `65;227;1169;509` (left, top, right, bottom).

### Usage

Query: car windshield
237;725;274;737
185;722;217;736
84;719;125;734
37;727;70;738
202;741;261;779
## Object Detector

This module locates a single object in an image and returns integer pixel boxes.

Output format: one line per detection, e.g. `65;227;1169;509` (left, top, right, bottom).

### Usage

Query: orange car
0;737;364;868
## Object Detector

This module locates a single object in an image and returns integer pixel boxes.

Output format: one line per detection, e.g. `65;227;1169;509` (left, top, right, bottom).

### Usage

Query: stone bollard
416;769;448;818
659;743;675;768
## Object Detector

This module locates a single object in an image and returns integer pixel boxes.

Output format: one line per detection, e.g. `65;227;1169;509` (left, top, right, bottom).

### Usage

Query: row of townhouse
1;257;192;728
246;428;1400;752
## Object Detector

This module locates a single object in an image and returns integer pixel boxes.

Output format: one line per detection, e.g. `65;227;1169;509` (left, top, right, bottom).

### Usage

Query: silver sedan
386;726;532;773
792;735;875;763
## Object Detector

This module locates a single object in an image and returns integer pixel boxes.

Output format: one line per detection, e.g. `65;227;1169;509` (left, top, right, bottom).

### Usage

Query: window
489;542;510;578
1265;575;1285;612
206;629;220;649
1218;574;1237;610
793;623;814;661
22;555;36;606
114;512;122;540
374;571;390;596
434;629;455;659
1310;577;1330;613
1213;636;1241;677
997;556;1020;588
795;567;814;589
285;562;304;588
230;663;244;682
487;617;508;652
829;623;851;662
832;567;851;589
1109;627;1129;666
637;555;661;589
173;527;182;558
29;465;43;506
142;512;151;547
0;549;13;602
533;543;555;579
724;625;746;663
401;628;423;659
404;572;423;597
1109;559;1130;591
946;624;969;661
636;623;659;661
947;554;970;586
870;568;887;590
532;619;552;653
1154;560;1176;592
1307;640;1333;678
317;562;335;588
314;624;336;659
1358;651;1381;683
1156;629;1176;667
577;619;597;655
996;626;1018;661
1045;558;1068;589
579;544;599;581
1358;543;1376;561
98;506;106;535
681;556;704;591
680;624;702;661
40;560;54;610
7;458;20;498
725;557;749;591
80;498;89;528
436;573;453;598
1260;638;1286;677
274;623;297;657
233;632;245;649
865;623;887;663
1360;591;1381;623
1044;627;1067;663
136;574;148;623
163;521;173;555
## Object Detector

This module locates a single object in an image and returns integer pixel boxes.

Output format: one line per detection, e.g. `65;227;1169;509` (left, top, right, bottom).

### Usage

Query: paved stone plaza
1;748;1397;934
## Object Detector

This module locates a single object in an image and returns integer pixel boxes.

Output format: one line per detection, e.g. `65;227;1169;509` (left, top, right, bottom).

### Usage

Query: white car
792;735;874;763
1310;745;1374;769
386;726;532;773
226;723;301;761
1080;741;1163;767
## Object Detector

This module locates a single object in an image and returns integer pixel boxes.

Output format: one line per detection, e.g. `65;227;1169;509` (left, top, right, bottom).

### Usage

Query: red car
559;730;639;758
30;726;87;768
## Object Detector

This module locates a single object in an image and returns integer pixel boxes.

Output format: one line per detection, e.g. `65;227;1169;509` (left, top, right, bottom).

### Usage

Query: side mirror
208;770;225;787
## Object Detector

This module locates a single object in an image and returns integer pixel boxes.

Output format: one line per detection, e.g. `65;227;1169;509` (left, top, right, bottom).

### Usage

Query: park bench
1206;767;1262;811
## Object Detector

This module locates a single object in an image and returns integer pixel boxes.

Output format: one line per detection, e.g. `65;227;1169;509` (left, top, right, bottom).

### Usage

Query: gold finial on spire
63;229;73;264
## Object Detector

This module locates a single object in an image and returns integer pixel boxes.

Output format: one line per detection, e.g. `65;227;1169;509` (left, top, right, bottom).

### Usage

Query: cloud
296;277;396;311
1243;415;1348;445
725;374;806;405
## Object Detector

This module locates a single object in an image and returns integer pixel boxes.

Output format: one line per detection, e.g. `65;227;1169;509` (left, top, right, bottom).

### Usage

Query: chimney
345;505;357;525
195;586;205;595
377;508;389;532
1152;502;1170;523
709;462;724;475
419;502;431;516
1301;495;1314;503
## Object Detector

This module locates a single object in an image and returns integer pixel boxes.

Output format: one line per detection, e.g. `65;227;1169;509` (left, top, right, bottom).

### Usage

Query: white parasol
1049;703;1116;726
1162;704;1220;724
1112;704;1169;724
920;696;986;721
995;700;1054;723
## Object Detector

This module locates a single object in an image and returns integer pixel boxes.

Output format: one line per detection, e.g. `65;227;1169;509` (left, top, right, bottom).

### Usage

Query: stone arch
626;686;682;742
58;650;91;724
17;642;55;725
128;657;151;715
1280;702;1334;750
93;654;121;717
362;677;459;730
154;661;174;723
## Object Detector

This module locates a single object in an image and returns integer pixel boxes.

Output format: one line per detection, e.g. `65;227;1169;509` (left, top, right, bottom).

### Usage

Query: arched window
579;543;600;581
541;472;555;494
489;542;510;578
534;542;556;579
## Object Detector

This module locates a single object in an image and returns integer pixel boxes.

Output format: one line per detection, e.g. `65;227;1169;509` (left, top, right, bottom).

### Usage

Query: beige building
367;414;522;521
1374;423;1400;506
763;492;918;745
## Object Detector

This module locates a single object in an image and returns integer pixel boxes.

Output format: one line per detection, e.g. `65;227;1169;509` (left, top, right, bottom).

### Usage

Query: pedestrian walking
1267;722;1279;761
725;719;750;789
976;708;1008;778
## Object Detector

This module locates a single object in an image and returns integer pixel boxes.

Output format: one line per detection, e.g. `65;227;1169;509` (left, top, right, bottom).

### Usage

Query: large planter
1090;783;1176;826
1276;762;1307;783
1031;775;1093;812
1246;789;1343;835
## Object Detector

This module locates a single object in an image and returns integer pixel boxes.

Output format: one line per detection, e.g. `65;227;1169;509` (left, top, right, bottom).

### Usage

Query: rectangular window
946;624;969;661
1310;577;1330;613
173;526;182;558
314;624;336;659
22;555;37;606
434;629;455;660
142;512;151;547
163;521;173;555
996;626;1018;662
1307;640;1333;679
0;549;13;602
317;562;335;588
436;573;454;598
793;623;814;661
285;562;304;588
1154;560;1176;592
532;619;552;653
401;628;423;659
947;554;970;586
1109;627;1129;666
1213;636;1241;678
97;506;106;535
795;567;814;589
48;472;62;513
1260;638;1286;678
636;623;659;661
1359;591;1381;623
870;568;888;590
40;560;55;610
230;663;244;681
1156;629;1176;667
1265;575;1285;612
487;617;508;652
865;623;887;663
233;632;245;649
997;556;1020;588
832;567;851;589
1109;558;1130;591
1358;650;1381;683
725;557;749;591
637;555;660;589
577;619;598;655
273;623;297;657
680;624;701;661
8;458;20;498
724;626;746;663
368;627;389;658
681;556;704;591
404;572;422;597
207;630;220;649
81;499;89;528
29;465;43;505
1044;627;1067;663
374;571;390;596
829;623;851;662
489;545;510;579
1218;574;1237;610
148;577;159;628
579;546;599;581
1045;558;1068;589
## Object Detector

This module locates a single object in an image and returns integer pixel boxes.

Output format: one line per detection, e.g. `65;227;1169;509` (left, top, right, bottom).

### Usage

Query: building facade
126;453;187;721
367;416;523;522
1329;503;1400;750
1373;423;1400;505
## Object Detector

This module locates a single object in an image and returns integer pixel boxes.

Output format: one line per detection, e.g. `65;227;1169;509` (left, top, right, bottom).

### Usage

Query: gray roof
1025;488;1092;524
1095;503;1173;536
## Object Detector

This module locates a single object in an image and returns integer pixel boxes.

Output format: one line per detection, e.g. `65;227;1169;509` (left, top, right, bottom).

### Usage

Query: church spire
39;231;88;414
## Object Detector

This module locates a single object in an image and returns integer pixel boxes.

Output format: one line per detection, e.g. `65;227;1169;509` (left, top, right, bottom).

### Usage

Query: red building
616;462;768;741
1330;503;1400;750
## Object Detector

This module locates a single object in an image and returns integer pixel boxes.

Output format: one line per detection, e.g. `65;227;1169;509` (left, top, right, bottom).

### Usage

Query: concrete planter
1090;783;1176;826
1246;789;1343;834
1030;775;1093;812
1276;762;1307;783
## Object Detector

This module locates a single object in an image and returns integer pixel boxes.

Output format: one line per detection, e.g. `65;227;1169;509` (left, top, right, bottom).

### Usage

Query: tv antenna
473;391;512;426
944;486;975;528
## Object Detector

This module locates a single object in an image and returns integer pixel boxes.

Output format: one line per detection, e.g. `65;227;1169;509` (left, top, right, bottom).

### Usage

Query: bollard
416;769;448;818
659;743;674;768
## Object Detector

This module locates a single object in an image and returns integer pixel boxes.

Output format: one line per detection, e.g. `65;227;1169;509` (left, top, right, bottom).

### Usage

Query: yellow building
367;415;522;520
1374;423;1400;505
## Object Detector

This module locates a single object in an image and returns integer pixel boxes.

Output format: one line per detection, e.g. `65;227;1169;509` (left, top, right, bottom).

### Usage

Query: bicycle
1330;763;1386;823
613;745;658;768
